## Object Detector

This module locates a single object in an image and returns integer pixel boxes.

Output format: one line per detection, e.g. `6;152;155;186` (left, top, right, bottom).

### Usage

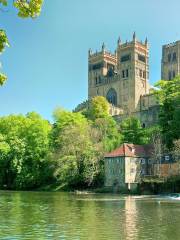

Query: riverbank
1;175;180;195
36;179;180;195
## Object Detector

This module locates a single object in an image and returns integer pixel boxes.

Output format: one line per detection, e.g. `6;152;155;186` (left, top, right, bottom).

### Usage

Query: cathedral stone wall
161;40;180;80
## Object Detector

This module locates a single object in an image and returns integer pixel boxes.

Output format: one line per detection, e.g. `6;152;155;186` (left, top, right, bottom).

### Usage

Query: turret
133;31;136;42
88;48;92;57
117;37;121;46
102;42;105;52
145;37;148;46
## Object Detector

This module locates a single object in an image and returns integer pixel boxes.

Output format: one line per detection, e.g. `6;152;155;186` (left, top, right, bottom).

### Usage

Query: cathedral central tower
88;33;150;114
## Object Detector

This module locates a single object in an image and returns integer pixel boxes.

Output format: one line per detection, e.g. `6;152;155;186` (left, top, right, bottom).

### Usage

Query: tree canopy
120;116;148;145
155;76;180;149
83;96;109;121
0;112;51;189
51;108;104;188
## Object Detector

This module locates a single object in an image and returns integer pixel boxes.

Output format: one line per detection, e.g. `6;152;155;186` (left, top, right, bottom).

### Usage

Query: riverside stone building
104;143;152;191
87;33;159;127
104;143;179;191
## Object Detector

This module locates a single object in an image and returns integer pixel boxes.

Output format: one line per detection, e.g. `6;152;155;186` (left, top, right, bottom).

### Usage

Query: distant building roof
105;143;153;158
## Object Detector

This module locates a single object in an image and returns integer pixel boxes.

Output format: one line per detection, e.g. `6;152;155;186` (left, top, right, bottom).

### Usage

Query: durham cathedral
75;33;180;127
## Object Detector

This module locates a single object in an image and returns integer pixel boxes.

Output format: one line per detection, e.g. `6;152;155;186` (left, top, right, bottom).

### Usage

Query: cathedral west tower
88;33;150;114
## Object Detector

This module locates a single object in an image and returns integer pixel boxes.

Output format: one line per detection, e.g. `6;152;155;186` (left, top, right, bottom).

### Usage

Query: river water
0;191;179;240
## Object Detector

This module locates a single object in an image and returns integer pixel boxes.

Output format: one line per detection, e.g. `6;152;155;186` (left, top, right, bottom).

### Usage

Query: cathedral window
143;71;146;79
168;71;172;80
121;54;131;62
139;69;143;78
173;70;176;78
106;88;117;105
89;64;92;71
138;54;146;63
172;52;177;62
107;67;114;77
168;53;171;62
126;69;129;78
92;62;103;70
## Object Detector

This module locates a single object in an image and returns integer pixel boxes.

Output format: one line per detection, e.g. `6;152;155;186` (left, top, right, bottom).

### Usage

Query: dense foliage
0;87;179;190
120;116;148;145
0;112;51;189
155;76;180;149
0;97;155;190
51;109;104;188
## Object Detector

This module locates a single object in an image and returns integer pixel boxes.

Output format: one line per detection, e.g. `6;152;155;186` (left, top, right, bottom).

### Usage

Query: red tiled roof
105;143;153;158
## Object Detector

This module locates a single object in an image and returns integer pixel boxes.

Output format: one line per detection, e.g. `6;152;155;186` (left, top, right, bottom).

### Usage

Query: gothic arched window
106;88;117;105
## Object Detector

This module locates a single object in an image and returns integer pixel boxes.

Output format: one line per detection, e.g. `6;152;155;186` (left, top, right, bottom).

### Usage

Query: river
0;191;179;239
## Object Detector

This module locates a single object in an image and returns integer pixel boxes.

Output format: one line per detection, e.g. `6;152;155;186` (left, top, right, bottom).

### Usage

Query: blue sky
0;0;180;120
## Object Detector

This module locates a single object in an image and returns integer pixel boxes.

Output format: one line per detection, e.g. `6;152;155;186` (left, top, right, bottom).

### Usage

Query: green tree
51;108;104;187
83;96;109;121
120;117;147;145
155;76;180;149
93;116;122;151
0;0;43;18
52;108;88;149
0;112;51;189
0;0;44;84
83;96;122;151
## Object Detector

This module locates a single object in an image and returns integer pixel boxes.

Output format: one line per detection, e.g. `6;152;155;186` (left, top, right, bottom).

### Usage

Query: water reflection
124;197;138;240
0;191;179;240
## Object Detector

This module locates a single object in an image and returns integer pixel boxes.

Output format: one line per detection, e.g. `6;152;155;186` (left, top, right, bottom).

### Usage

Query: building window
126;69;129;78
130;168;135;174
172;52;177;62
164;155;170;161
173;70;176;78
142;99;145;107
121;54;131;62
168;71;172;80
138;54;146;63
92;62;103;70
139;69;143;78
168;53;171;62
106;88;117;105
148;159;152;164
141;169;145;176
143;71;146;79
141;158;146;164
122;70;125;78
